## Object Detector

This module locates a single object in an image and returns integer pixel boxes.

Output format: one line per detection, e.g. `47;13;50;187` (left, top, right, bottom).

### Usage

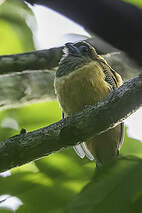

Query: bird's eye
79;45;89;54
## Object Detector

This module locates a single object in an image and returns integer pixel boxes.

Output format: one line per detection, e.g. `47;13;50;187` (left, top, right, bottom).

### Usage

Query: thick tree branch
0;47;62;74
0;38;139;77
0;73;142;172
0;70;56;109
0;39;140;109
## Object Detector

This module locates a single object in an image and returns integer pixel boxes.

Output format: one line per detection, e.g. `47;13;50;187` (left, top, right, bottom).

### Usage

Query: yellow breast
54;61;111;115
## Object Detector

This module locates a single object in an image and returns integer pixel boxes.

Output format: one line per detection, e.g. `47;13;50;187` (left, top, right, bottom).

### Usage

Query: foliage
0;0;35;54
123;0;142;8
0;1;142;213
65;137;142;213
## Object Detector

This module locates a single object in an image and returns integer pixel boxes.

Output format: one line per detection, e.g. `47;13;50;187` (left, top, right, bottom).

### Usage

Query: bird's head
56;41;100;77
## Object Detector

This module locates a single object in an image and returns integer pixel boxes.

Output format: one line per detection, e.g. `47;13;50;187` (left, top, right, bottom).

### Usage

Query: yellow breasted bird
54;41;124;167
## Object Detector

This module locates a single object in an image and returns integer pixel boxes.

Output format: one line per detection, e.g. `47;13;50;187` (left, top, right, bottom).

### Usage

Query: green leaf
0;208;13;213
0;98;93;212
0;101;61;140
65;130;142;213
0;148;95;213
0;100;96;212
123;0;142;8
120;128;142;158
1;100;142;213
65;156;142;213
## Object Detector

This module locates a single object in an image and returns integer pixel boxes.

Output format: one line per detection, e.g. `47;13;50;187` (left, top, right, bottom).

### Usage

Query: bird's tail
73;142;94;161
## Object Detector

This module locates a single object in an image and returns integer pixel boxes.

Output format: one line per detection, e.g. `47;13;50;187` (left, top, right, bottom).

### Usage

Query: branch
0;47;62;74
23;0;142;66
0;38;140;109
0;73;142;172
0;37;140;77
0;70;56;109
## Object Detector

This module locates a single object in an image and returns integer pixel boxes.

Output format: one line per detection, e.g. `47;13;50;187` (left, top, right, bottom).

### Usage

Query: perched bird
54;41;124;167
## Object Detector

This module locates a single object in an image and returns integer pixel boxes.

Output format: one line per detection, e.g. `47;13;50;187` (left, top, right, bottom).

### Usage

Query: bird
54;41;124;167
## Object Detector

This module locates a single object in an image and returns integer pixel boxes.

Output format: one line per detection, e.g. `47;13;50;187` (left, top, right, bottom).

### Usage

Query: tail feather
81;143;94;160
73;144;85;159
73;143;94;161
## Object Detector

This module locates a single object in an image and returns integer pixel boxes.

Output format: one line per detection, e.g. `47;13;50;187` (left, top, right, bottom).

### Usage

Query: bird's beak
65;43;81;57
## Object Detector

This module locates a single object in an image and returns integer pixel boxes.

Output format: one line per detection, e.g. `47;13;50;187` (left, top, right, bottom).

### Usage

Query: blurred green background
0;0;142;213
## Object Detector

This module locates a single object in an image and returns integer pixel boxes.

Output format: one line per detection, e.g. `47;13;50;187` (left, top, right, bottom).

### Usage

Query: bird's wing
74;59;124;161
103;64;125;150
